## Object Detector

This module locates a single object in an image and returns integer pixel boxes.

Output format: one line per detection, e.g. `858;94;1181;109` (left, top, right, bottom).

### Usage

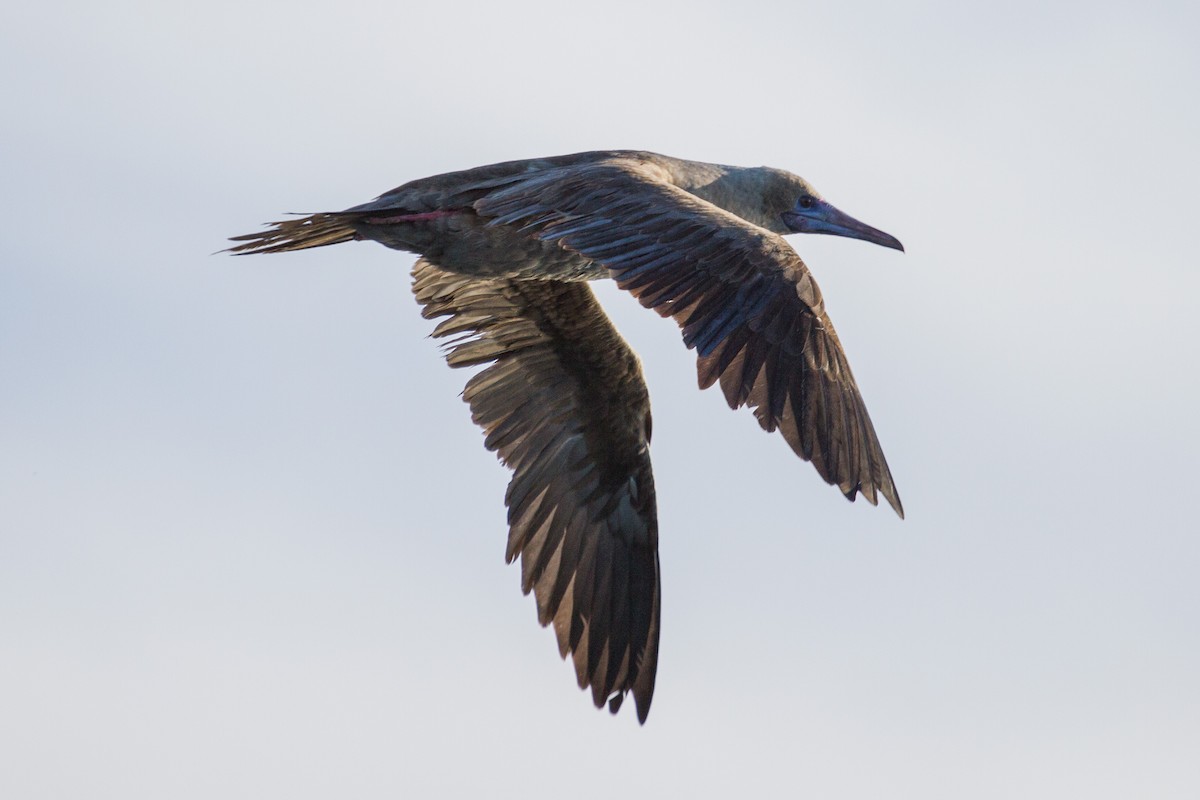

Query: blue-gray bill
781;199;904;252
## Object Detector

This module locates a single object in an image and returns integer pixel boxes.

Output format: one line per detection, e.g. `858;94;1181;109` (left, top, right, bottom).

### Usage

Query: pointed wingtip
842;481;904;519
634;693;651;725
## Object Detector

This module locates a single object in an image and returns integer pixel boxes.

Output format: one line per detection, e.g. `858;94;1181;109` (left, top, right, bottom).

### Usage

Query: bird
228;150;905;723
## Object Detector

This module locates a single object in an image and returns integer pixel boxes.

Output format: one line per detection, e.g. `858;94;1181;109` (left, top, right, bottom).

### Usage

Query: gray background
3;0;1197;797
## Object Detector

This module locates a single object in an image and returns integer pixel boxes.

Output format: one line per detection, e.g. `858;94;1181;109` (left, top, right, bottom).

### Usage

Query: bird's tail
226;213;361;255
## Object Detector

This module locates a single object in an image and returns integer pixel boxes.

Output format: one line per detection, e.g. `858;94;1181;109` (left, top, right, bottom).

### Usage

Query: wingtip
843;482;904;520
602;689;651;724
633;693;651;725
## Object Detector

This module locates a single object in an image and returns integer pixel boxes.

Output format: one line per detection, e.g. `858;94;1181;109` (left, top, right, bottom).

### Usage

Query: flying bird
228;150;905;723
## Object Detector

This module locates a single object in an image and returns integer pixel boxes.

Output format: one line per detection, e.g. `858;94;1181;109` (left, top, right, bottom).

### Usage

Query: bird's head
776;177;904;252
748;168;903;251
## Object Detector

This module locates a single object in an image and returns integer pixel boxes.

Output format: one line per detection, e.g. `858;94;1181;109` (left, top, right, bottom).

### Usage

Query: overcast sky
2;1;1198;797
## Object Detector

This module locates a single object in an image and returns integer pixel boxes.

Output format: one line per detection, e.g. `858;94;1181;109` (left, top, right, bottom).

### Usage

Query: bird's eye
798;196;814;209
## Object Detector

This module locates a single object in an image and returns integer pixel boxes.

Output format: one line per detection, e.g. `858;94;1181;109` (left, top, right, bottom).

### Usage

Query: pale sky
2;1;1198;797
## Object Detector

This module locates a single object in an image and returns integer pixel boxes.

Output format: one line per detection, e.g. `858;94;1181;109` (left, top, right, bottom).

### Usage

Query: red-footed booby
229;150;905;723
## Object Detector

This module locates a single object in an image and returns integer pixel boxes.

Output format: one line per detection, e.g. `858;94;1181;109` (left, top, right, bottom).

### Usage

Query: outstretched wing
412;259;661;722
476;161;903;517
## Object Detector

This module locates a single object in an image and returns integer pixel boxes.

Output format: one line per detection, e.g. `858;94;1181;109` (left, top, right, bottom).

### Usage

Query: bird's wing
476;161;903;517
412;259;661;722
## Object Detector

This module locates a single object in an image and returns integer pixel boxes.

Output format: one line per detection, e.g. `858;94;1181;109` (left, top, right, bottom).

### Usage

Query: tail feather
226;213;361;255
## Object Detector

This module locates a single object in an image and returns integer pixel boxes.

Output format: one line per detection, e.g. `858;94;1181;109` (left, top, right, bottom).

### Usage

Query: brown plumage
229;150;905;723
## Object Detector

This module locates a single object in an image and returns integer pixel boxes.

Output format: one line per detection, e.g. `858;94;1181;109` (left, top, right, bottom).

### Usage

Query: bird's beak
782;200;904;252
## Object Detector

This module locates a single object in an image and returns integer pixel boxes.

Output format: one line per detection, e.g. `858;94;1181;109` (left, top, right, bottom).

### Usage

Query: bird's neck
656;157;780;232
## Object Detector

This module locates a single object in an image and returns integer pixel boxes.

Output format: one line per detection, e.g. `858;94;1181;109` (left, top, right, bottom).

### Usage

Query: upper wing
412;259;661;722
476;161;903;517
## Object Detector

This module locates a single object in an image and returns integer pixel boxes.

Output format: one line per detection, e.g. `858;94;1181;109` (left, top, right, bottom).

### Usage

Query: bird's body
229;150;904;723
